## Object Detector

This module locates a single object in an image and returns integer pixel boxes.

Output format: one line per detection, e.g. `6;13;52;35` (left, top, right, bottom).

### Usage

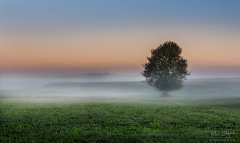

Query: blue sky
1;0;239;32
1;0;240;78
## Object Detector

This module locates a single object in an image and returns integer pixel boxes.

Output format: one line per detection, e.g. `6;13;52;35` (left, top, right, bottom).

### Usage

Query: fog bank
1;75;240;102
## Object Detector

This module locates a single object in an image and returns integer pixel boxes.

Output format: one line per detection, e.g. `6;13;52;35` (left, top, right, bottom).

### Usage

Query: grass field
1;78;240;142
1;96;239;142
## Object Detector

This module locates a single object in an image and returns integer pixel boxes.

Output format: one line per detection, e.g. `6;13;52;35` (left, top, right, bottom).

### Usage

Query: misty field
1;97;239;142
1;78;240;142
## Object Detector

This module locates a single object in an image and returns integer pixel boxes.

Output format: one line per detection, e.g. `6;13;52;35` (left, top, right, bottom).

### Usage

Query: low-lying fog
1;74;240;102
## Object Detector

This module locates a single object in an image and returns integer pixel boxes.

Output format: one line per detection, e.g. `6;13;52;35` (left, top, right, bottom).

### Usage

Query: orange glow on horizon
1;25;240;76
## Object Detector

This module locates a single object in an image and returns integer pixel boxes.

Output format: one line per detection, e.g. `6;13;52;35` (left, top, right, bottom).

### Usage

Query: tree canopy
142;41;190;96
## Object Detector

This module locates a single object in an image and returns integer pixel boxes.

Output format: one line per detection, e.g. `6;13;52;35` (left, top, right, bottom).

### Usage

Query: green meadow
1;79;240;142
1;96;239;142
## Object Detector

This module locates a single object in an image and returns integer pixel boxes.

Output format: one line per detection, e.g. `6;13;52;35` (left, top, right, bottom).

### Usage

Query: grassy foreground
0;97;239;142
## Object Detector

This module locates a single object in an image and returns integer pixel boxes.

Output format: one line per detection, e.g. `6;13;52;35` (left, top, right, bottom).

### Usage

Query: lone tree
142;41;190;97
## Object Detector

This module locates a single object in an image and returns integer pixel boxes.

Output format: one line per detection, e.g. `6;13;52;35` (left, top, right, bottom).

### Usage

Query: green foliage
142;41;190;93
1;97;239;142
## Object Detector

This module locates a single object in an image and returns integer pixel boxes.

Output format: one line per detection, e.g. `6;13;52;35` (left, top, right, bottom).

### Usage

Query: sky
1;0;240;78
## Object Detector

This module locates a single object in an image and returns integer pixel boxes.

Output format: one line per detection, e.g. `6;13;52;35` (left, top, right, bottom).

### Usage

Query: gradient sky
1;0;240;78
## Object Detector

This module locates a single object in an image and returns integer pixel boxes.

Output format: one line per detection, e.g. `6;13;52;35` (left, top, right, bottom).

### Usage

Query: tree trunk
161;91;169;97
